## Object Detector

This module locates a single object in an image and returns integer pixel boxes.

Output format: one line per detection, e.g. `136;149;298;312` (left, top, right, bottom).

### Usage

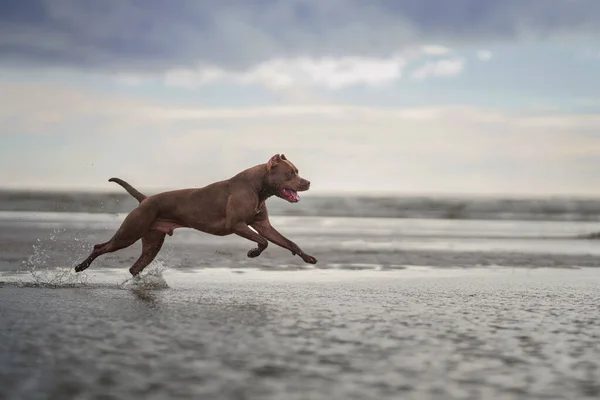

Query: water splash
15;227;172;289
18;228;91;288
119;260;170;290
25;265;90;288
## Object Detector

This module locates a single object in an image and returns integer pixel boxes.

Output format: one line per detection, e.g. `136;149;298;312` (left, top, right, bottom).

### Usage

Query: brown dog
74;154;317;276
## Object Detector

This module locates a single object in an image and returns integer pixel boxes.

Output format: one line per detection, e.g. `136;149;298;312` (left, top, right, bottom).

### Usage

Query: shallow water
2;212;600;399
2;212;600;275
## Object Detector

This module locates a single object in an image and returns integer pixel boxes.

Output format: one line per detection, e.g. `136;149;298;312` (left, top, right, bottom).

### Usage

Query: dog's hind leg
73;241;110;272
128;230;166;276
74;203;159;272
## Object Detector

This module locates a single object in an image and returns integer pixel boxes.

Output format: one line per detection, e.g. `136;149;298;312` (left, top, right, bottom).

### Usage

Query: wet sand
2;212;600;399
2;267;600;400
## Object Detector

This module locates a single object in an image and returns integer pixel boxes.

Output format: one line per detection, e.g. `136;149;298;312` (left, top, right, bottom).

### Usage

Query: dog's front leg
232;223;269;258
251;220;317;264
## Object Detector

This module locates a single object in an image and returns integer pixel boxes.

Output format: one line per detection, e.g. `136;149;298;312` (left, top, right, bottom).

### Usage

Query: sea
1;190;600;400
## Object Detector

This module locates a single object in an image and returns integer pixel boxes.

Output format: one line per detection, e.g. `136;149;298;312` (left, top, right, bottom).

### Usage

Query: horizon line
1;185;600;200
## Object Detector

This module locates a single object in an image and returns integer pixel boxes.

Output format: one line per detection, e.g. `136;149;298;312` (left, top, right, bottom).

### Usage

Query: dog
74;154;317;276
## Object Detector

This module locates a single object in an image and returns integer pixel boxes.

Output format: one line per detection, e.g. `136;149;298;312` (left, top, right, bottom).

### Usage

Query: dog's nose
305;180;311;188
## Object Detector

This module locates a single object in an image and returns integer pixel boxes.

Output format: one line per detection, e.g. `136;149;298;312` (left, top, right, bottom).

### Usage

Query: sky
1;0;600;196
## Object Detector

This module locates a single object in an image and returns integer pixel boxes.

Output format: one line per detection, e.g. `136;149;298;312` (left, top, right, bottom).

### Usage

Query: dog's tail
108;177;147;203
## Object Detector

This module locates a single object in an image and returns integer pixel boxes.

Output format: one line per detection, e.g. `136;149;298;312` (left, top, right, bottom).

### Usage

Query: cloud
116;44;452;90
0;82;153;134
163;55;408;90
113;44;459;90
476;50;493;61
411;58;465;81
3;82;600;195
420;45;453;55
2;0;600;73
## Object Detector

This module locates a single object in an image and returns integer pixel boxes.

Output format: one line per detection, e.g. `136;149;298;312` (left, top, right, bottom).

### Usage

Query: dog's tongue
291;190;300;202
283;189;300;202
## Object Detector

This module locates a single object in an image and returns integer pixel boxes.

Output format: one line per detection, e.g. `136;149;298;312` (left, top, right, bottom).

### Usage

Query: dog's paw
301;254;318;264
74;263;87;273
247;248;262;258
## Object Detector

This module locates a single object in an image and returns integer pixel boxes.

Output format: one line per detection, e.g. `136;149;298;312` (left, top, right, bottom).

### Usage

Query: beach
1;211;600;399
3;0;600;398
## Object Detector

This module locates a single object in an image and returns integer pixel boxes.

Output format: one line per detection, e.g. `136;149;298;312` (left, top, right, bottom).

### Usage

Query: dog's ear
267;154;282;169
281;154;287;160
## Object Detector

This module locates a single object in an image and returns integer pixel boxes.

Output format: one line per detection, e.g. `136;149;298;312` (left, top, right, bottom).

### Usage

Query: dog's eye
287;171;294;178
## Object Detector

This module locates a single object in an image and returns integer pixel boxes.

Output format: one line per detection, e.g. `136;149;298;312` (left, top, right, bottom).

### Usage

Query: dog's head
265;154;310;203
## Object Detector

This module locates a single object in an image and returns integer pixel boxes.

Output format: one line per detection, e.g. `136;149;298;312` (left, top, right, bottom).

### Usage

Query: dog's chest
254;202;265;216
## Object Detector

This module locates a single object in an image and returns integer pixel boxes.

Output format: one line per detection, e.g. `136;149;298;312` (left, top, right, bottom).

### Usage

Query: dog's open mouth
281;188;300;203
